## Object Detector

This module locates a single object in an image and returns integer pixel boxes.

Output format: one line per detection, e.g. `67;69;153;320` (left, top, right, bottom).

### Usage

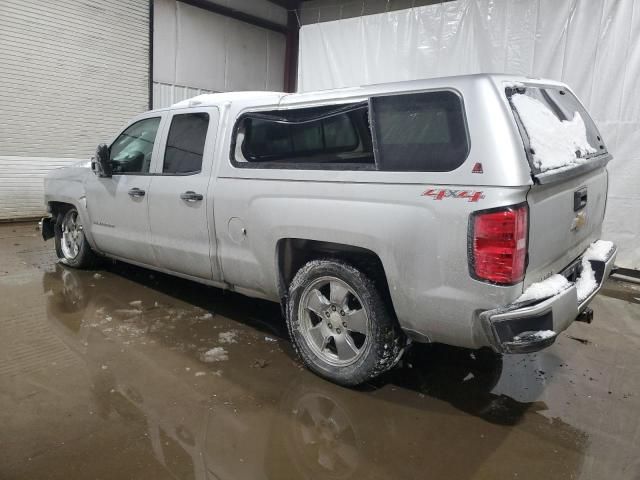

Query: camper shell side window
230;90;470;172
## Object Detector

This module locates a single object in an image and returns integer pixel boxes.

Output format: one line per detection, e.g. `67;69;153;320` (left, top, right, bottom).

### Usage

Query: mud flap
41;217;55;241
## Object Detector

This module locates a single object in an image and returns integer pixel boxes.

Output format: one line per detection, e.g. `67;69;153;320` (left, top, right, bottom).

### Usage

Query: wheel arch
48;201;75;218
46;198;98;252
275;238;397;320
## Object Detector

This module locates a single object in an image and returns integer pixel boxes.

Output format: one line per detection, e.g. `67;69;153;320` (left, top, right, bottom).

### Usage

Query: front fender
44;172;99;252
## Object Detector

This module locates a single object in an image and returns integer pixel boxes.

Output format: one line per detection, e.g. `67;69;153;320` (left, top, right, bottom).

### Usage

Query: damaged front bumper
481;241;617;354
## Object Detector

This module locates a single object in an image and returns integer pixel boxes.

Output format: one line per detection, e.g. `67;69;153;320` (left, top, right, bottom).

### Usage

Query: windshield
507;86;607;174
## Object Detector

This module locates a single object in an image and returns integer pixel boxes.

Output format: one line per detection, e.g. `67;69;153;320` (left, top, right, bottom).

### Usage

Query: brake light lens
470;204;528;285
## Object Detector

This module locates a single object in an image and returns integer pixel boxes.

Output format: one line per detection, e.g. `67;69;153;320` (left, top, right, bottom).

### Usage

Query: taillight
469;204;528;285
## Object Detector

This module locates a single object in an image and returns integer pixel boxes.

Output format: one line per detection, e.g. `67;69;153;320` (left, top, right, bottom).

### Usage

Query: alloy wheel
298;276;370;367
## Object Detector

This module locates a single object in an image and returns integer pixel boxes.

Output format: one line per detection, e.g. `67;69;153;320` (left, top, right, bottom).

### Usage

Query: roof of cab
162;74;567;112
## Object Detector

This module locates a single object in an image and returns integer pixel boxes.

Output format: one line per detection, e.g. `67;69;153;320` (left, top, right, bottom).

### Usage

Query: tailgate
504;83;611;287
525;167;608;287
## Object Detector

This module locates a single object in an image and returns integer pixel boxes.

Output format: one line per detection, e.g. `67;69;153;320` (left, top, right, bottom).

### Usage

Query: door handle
180;191;203;202
128;187;145;198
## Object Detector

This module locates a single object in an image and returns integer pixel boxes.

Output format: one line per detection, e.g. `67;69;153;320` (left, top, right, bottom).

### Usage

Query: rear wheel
287;259;404;386
54;208;99;269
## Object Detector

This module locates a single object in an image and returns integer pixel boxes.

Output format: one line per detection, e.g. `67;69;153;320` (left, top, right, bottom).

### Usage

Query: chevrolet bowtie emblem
571;211;586;231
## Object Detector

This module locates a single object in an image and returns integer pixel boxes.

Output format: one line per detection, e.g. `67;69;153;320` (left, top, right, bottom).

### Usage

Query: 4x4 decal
422;189;485;202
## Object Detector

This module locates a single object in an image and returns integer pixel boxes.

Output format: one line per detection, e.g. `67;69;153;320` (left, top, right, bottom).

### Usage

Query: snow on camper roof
171;91;285;109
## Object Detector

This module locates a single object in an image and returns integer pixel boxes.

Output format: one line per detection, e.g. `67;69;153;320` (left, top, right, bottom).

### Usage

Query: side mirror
92;144;112;178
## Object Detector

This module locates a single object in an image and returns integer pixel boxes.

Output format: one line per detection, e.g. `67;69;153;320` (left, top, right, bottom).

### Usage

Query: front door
147;107;221;280
84;115;163;265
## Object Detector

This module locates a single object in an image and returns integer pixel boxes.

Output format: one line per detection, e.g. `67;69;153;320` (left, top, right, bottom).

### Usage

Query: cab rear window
232;103;375;169
242;110;360;161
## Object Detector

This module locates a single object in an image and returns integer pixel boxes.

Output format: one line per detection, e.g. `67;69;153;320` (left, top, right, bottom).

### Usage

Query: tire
54;208;99;269
287;259;405;386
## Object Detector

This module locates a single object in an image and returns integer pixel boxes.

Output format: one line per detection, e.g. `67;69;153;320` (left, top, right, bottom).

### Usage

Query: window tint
163;113;210;174
371;91;469;172
110;117;161;174
233;104;373;169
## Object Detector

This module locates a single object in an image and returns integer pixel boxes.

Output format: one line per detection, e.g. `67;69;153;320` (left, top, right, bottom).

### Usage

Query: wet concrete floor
1;222;639;480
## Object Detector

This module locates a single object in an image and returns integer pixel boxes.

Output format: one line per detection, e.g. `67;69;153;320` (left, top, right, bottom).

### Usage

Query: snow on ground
218;331;238;344
517;274;570;303
200;347;228;363
113;308;142;317
511;93;596;172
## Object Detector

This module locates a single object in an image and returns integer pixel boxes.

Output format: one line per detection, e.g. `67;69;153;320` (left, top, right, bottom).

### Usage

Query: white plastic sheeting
298;0;640;268
154;0;286;93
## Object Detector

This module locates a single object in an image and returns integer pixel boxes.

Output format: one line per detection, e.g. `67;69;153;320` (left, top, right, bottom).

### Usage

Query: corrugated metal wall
0;0;150;219
152;82;215;109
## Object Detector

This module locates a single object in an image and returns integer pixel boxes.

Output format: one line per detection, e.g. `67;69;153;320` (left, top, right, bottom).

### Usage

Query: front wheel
54;208;99;269
287;260;404;386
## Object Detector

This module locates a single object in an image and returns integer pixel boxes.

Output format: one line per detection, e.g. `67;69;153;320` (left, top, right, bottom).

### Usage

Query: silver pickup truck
42;74;617;386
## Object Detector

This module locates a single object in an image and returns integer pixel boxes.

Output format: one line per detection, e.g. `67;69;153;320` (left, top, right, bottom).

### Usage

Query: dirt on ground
1;222;639;480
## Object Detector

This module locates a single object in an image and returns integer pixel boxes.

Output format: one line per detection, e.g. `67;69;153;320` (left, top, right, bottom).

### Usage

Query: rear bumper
481;241;617;354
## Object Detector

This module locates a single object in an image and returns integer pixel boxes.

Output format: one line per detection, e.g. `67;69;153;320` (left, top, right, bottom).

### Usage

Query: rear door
85;114;164;265
506;85;611;286
147;107;221;281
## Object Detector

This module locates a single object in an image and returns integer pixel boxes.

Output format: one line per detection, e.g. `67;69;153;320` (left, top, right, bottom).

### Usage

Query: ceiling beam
265;0;303;8
178;0;288;33
264;0;289;8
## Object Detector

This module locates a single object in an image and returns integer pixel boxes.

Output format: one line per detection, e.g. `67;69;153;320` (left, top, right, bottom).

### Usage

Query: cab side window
110;117;161;174
163;113;210;175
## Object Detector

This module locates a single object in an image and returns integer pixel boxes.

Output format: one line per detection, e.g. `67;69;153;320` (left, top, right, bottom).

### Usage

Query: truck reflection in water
43;263;587;480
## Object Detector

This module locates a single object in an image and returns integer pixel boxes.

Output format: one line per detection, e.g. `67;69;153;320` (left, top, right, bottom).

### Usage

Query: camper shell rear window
506;85;607;175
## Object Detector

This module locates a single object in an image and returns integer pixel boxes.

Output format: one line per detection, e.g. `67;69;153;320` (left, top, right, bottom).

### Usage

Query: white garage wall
0;0;150;220
298;0;640;269
153;0;286;107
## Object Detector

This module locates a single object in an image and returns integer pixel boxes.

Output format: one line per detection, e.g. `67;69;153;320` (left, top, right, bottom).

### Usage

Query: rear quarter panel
214;177;529;349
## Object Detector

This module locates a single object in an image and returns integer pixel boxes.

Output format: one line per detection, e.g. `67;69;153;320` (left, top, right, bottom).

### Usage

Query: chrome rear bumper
481;241;617;354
